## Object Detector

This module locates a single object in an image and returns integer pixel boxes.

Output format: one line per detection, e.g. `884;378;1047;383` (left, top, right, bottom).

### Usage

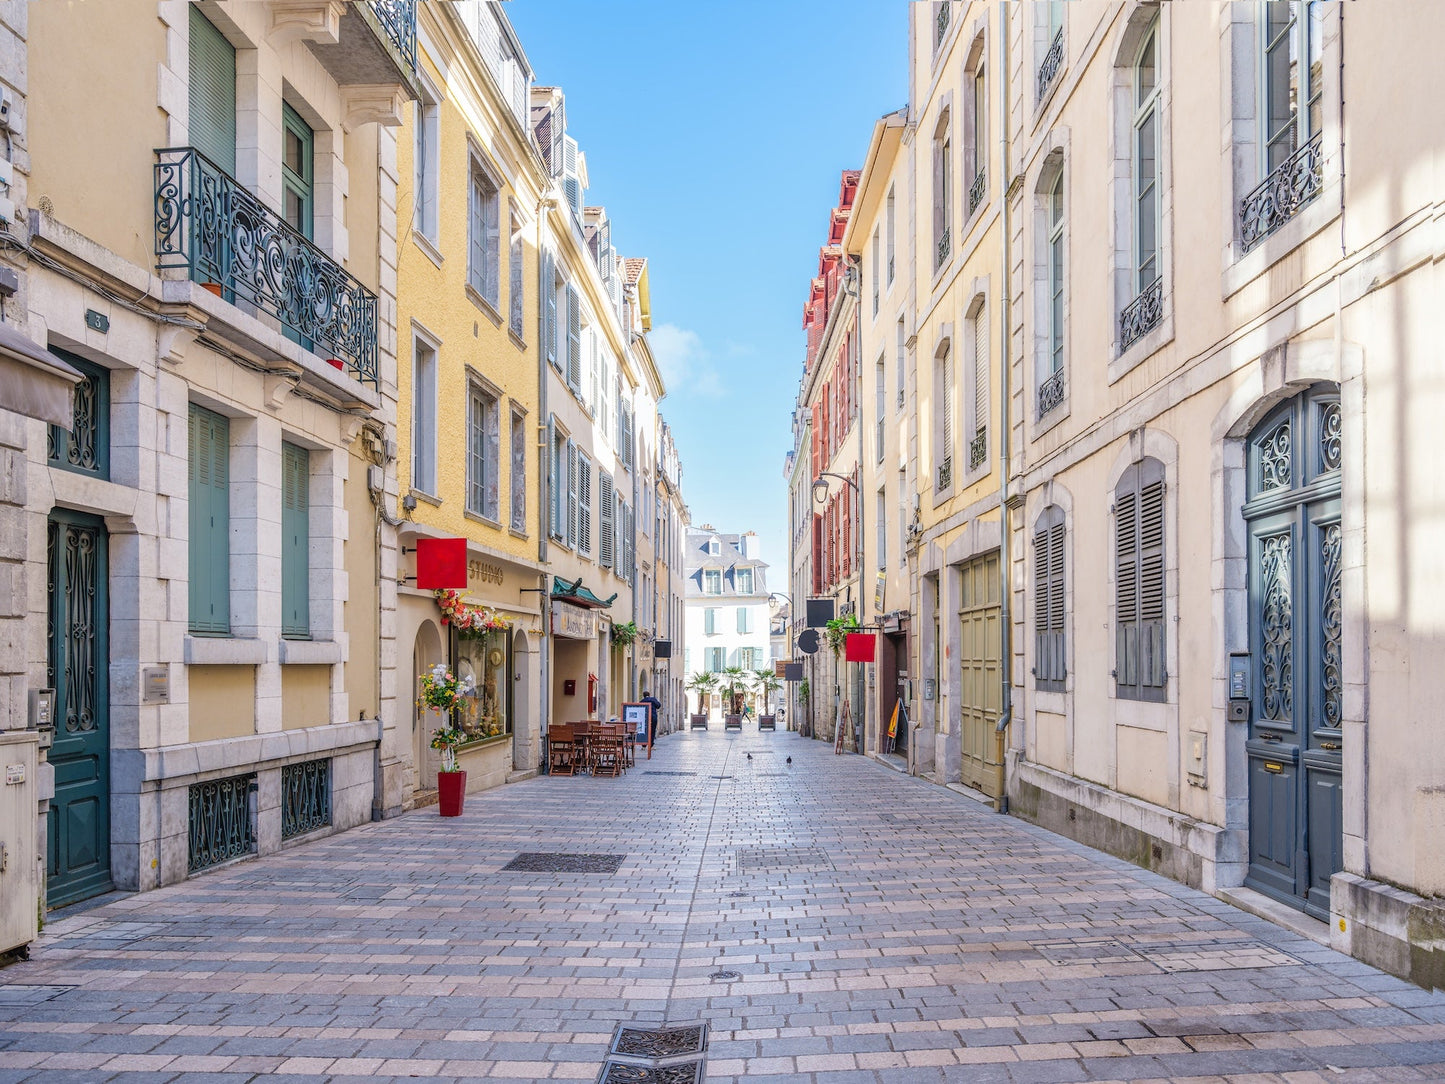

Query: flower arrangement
435;589;513;637
610;620;639;646
418;662;475;773
824;613;860;657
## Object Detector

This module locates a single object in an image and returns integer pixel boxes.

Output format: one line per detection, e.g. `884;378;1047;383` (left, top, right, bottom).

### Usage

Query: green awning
551;576;617;610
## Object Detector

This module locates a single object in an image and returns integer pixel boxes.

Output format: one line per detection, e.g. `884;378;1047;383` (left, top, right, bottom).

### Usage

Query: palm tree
685;671;717;715
750;669;782;715
720;666;749;714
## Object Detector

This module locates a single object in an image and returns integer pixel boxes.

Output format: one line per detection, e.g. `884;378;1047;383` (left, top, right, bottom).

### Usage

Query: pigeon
786;756;792;765
746;752;752;761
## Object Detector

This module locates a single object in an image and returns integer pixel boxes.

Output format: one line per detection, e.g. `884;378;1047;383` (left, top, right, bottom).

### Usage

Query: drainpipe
537;196;552;769
993;1;1013;813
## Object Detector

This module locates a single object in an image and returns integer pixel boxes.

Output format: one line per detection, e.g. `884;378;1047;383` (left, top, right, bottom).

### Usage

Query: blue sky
508;0;910;581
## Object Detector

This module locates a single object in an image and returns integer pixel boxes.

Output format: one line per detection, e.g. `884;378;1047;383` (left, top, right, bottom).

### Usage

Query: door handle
1320;741;1341;751
1258;732;1282;742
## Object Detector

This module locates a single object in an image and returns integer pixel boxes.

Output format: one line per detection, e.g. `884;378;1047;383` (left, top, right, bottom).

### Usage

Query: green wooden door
46;510;111;907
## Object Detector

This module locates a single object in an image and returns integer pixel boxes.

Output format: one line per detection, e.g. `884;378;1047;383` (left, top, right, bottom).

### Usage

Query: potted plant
685;671;717;730
750;668;782;731
418;662;474;816
824;613;860;657
610;620;639;647
721;666;747;730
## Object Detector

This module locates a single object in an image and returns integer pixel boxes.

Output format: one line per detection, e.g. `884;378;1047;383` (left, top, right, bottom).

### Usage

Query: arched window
1115;456;1166;702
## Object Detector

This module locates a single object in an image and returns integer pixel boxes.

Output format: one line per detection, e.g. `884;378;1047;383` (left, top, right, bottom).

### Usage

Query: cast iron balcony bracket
1118;276;1164;354
369;0;418;76
1037;30;1065;103
968;429;987;471
1038;370;1065;419
967;170;986;217
1239;132;1324;253
155;147;378;386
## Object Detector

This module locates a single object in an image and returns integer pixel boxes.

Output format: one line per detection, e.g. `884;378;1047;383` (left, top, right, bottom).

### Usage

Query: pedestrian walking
641;689;663;744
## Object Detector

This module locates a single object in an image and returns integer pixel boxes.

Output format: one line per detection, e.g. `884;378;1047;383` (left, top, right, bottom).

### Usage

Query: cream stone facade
8;0;417;910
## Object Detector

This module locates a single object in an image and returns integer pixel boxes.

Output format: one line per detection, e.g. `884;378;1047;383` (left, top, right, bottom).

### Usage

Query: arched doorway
412;620;443;790
511;627;532;772
1242;384;1343;919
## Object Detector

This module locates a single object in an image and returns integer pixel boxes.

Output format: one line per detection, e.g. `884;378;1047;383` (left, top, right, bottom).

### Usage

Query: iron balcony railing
1240;132;1323;253
936;2;950;49
155;147;378;385
937;456;952;490
968;170;986;217
1037;29;1065;102
1038;370;1065;418
1118;276;1164;354
369;0;417;76
968;430;987;471
936;227;951;268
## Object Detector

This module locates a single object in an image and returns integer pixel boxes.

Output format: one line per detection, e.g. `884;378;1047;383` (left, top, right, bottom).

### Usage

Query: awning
551;576;616;610
0;326;82;428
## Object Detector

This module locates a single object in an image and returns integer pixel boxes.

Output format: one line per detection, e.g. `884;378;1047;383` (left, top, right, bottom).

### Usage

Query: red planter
437;770;467;817
326;358;345;371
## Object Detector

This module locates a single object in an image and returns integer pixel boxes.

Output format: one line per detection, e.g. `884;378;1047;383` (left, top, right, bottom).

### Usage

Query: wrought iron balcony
936;2;950;48
1037;30;1064;102
1038;370;1065;418
887;255;895;282
1240;132;1323;253
1118;276;1163;354
968;170;986;217
936;227;951;268
968;430;987;471
155;148;378;385
937;456;952;490
369;0;417;76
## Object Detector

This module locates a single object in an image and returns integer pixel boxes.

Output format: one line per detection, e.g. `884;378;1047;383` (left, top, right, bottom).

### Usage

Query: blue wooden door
1243;387;1343;919
46;509;111;907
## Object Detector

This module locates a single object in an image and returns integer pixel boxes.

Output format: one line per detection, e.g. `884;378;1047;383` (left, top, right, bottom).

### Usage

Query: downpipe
993;0;1013;815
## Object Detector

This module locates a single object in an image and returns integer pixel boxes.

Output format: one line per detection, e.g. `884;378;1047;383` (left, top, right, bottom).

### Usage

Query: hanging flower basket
435;589;513;638
610;620;639;646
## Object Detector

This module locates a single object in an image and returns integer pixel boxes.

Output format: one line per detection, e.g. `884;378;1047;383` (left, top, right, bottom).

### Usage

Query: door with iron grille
46;509;111;907
1242;386;1343;919
958;551;1001;795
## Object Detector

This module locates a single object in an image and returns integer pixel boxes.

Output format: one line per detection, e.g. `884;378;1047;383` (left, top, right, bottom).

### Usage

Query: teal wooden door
46;509;111;907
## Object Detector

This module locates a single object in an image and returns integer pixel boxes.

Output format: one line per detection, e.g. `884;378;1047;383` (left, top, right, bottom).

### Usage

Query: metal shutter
188;6;236;174
281;442;309;638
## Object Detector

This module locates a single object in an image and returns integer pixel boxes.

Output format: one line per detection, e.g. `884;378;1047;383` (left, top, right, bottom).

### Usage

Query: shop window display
454;628;511;740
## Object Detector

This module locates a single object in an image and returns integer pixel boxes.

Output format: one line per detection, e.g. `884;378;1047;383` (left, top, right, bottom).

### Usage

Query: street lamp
812;471;857;506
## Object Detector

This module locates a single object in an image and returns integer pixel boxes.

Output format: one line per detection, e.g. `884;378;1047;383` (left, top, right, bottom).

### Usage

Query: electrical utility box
0;731;40;957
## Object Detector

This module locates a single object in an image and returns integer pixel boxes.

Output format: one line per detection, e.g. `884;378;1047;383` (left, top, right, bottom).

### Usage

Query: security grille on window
1115;458;1166;701
1034;506;1066;692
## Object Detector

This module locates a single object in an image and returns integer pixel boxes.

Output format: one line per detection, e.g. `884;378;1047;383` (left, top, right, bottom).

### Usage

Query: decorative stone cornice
341;83;409;129
268;0;347;46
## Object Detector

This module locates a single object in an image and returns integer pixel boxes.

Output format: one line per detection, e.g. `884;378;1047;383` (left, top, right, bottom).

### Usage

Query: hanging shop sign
844;632;877;663
551;600;597;640
415;537;467;590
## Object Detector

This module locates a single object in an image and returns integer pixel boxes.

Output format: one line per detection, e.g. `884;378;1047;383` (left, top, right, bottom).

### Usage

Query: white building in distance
684;528;773;696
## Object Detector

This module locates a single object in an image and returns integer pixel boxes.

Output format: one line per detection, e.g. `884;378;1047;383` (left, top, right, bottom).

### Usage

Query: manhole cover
1034;938;1147;966
502;853;625;873
610;1024;708;1059
1131;939;1300;972
709;970;742;981
643;771;697;776
598;1060;704;1084
736;846;831;872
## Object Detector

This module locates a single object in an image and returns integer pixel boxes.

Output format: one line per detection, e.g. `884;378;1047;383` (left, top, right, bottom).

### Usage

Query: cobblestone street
2;728;1444;1083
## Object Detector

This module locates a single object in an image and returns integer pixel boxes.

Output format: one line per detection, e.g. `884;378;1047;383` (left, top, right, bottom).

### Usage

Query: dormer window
707;538;721;556
703;570;722;595
735;567;754;594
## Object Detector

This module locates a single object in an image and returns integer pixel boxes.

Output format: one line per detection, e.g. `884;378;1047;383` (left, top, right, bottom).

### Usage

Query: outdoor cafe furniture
591;723;626;777
548;723;578;776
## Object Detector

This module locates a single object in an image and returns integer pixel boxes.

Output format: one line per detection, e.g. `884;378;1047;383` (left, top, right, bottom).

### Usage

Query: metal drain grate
736;846;831;872
502;852;626;873
642;771;697;776
610;1024;708;1060
709;775;734;780
598;1061;704;1084
709;969;742;981
1131;939;1301;972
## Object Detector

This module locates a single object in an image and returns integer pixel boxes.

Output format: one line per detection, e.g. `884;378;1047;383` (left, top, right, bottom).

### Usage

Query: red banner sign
844;632;876;663
415;537;467;590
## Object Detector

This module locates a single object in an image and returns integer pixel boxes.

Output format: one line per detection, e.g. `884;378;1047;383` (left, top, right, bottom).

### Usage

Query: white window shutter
577;454;592;556
566;439;578;549
547;415;560;538
566;286;582;392
599;473;614;568
543;253;558;367
974;313;988;433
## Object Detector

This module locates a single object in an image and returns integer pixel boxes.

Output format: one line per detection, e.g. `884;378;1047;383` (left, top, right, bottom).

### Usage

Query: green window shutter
188;404;230;634
189;6;236;175
282;442;310;638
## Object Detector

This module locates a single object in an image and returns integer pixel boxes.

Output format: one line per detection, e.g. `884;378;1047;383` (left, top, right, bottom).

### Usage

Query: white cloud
650;323;725;399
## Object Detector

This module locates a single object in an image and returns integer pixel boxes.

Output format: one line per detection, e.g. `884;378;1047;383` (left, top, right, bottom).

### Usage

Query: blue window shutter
188;404;230;634
543;254;558;367
281;442;310;638
188;6;236;175
566;286;582;392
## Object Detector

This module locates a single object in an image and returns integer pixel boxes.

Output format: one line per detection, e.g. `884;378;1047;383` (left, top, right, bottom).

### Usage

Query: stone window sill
184;636;267;666
279;639;343;665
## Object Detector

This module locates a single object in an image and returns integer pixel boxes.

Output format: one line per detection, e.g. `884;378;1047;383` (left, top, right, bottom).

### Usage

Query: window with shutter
566;286;582;393
1115;458;1166;701
599;473;615;568
468;165;501;308
544;254;559;368
705;608;716;635
973;307;988;436
565;440;578;549
467;389;485;516
508;207;524;338
281;442;310;639
737;608;750;634
188;404;230;634
510;408;526;533
484;393;501;521
188;6;236;175
1034;506;1065;691
548;419;564;540
576;452;592;557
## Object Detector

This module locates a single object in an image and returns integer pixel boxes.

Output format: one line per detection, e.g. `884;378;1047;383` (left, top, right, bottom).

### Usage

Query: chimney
740;531;760;560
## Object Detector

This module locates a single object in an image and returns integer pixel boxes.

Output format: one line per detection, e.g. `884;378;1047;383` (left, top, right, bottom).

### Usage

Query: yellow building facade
393;1;547;802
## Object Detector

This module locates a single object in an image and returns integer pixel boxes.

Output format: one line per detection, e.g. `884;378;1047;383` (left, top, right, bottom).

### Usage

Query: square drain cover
1131;939;1300;972
610;1024;708;1059
1034;938;1148;966
502;852;625;873
643;771;697;776
598;1060;704;1084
